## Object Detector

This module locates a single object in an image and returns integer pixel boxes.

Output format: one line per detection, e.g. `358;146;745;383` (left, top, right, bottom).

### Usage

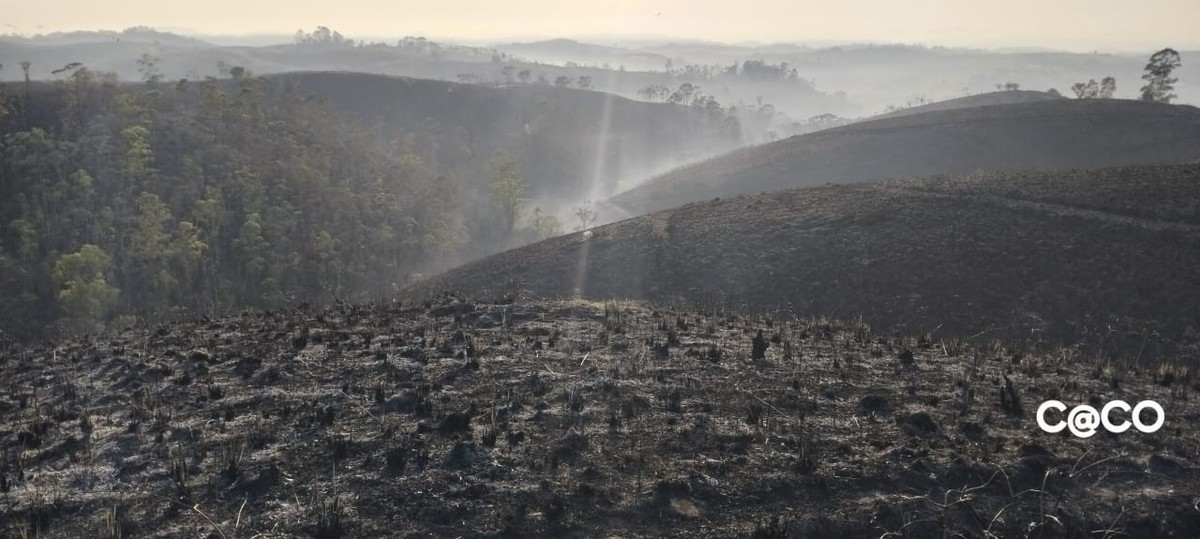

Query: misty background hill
405;163;1200;359
608;97;1200;215
3;27;1196;123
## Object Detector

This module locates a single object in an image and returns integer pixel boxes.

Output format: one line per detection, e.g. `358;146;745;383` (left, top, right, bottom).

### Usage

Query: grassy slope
408;164;1200;358
2;298;1197;537
609;99;1200;215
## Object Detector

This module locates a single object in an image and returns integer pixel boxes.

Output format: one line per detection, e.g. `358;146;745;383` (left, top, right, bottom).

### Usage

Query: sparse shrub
752;330;769;360
542;497;568;524
330;433;352;461
101;503;134;539
603;300;626;333
314;497;345;539
385;446;407;474
955;380;976;417
664;388;683;414
898;411;940;436
859;394;890;415
24;491;54;536
439;411;472;436
218;440;244;480
1157;363;1190;387
553;429;589;462
746;402;766;426
751;516;787;539
608;413;622;432
794;442;819;475
482;428;498;447
565;386;586;413
445;441;478;469
506;430;525;447
651;338;670;359
169;445;190;498
620;395;648;420
1000;376;1024;417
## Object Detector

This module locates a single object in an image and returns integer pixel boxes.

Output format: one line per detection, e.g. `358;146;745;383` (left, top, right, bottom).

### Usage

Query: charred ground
410;164;1200;359
2;298;1198;537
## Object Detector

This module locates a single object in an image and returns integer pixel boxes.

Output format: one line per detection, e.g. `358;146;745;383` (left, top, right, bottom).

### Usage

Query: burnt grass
409;164;1200;360
2;298;1199;537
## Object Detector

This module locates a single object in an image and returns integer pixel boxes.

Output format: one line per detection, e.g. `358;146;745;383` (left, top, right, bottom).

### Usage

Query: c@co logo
1036;400;1164;438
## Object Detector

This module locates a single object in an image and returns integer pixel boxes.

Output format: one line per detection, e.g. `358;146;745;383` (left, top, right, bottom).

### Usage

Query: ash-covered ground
2;298;1198;537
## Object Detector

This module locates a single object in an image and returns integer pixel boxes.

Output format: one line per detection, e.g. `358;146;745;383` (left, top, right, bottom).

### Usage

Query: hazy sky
5;0;1198;51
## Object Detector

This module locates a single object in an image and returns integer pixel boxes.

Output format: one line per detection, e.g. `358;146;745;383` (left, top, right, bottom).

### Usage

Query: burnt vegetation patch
0;298;1197;537
407;163;1200;361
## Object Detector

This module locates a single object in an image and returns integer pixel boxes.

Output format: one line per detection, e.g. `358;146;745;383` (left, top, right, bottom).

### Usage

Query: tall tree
573;203;597;232
1099;76;1117;98
1140;48;1181;103
53;244;120;334
491;158;526;235
125;192;176;314
1072;79;1100;99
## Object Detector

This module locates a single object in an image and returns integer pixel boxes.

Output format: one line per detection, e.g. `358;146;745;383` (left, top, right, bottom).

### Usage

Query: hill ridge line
892;185;1200;232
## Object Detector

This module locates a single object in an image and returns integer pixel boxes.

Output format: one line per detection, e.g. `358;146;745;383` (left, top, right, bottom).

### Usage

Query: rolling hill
872;89;1065;119
407;164;1200;359
607;98;1200;216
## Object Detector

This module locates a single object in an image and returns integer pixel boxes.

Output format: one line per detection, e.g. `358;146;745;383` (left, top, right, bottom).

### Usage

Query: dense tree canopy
0;61;744;341
0;73;475;339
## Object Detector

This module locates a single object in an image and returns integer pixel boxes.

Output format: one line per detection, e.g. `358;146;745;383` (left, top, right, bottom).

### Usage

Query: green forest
0;66;739;341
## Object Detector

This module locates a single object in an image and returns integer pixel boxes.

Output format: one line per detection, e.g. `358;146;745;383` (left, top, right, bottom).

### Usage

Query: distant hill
494;38;669;70
8;32;1193;122
263;71;741;200
407;164;1200;358
608;98;1200;215
3;27;214;48
873;89;1065;119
